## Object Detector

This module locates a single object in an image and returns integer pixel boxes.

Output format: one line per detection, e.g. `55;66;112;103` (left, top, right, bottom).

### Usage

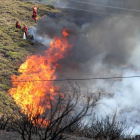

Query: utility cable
56;5;140;19
68;0;140;13
11;76;140;82
32;1;140;19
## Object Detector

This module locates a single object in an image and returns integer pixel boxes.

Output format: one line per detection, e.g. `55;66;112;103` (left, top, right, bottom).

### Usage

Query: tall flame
8;29;74;116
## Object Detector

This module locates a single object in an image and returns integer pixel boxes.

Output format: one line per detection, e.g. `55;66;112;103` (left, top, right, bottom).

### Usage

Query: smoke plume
31;0;140;135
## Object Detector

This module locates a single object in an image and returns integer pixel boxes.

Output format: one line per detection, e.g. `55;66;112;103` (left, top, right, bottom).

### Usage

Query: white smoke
33;19;140;134
32;2;140;134
91;39;140;135
28;26;52;47
76;17;140;135
129;37;140;69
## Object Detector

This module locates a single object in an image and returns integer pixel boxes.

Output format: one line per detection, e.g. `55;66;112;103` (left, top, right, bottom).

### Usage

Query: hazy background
28;0;140;135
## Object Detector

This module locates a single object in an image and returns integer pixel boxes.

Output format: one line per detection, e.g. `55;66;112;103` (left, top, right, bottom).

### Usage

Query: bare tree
35;89;97;140
89;113;127;140
10;109;38;140
63;118;84;137
8;84;99;140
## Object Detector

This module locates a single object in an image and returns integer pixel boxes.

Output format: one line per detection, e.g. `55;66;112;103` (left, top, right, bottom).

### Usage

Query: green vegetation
0;0;59;113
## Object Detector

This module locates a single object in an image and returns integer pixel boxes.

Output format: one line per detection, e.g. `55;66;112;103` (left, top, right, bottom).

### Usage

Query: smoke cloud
32;0;140;135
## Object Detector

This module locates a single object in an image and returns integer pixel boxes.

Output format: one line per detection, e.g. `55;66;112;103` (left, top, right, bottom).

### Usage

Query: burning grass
0;0;59;113
8;29;74;117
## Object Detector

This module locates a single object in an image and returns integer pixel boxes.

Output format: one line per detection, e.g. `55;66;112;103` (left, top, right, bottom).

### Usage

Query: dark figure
16;20;21;29
32;12;37;23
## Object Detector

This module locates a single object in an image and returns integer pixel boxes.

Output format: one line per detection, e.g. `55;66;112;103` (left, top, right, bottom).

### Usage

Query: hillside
0;0;59;113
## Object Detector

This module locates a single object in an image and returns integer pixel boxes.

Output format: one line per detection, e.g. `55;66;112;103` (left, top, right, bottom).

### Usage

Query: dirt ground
0;130;92;140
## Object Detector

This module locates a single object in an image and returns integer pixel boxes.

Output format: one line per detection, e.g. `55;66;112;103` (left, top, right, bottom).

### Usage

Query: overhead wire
10;76;140;82
68;0;140;13
55;5;140;19
32;1;140;19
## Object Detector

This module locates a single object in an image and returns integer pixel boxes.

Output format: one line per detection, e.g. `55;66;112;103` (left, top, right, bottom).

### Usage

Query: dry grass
0;0;59;113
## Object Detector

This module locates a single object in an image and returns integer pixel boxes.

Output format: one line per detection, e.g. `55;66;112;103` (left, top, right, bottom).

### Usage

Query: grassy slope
0;0;59;113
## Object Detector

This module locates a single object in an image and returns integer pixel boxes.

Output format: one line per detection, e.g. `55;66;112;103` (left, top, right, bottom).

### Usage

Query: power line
11;76;140;82
68;0;140;13
32;1;140;19
56;5;140;19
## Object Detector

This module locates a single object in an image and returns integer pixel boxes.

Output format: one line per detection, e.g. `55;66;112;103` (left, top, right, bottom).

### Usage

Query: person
16;20;21;29
32;6;37;23
23;25;28;37
33;6;37;13
32;11;37;23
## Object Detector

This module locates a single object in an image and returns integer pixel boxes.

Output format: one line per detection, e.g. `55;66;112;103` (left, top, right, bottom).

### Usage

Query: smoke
35;16;78;38
62;0;140;12
28;26;52;46
60;0;140;18
36;14;139;73
33;0;140;135
93;70;140;134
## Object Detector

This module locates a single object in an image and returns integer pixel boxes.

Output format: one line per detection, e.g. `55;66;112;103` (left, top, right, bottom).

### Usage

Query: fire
8;29;74;117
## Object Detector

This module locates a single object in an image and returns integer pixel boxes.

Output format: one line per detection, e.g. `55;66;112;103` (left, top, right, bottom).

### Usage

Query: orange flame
8;29;74;117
